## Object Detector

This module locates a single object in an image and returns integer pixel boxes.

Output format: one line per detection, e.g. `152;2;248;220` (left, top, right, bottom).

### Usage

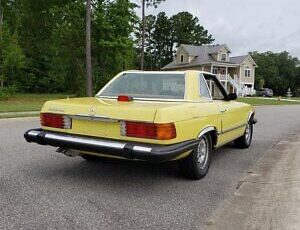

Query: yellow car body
25;70;256;177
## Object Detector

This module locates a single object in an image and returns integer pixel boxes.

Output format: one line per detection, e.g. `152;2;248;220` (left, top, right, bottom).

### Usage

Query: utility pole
86;0;93;97
140;0;145;70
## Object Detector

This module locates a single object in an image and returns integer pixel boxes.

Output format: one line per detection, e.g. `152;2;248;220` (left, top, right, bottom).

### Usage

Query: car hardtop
97;70;232;102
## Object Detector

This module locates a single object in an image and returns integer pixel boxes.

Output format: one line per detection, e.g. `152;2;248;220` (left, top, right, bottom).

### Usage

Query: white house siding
240;57;255;85
175;47;189;64
217;47;230;62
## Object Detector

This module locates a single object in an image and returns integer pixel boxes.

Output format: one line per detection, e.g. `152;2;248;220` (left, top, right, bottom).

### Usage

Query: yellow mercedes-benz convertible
24;71;257;179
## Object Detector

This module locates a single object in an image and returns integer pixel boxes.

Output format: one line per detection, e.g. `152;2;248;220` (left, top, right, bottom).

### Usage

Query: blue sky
137;0;300;58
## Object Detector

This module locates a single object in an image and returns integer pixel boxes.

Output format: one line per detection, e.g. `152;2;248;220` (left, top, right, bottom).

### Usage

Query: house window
180;55;184;63
245;68;251;77
221;53;227;61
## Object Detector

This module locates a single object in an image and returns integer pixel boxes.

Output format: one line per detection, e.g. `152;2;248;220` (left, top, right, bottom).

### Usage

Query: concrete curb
206;134;300;230
0;111;39;119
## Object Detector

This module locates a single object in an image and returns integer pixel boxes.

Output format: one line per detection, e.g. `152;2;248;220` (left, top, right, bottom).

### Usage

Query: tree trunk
0;0;4;90
86;0;93;97
140;0;145;70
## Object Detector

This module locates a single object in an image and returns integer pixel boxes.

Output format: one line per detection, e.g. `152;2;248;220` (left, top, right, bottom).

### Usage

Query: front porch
202;64;256;96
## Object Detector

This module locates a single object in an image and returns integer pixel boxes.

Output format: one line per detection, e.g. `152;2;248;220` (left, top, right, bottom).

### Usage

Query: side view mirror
226;93;237;101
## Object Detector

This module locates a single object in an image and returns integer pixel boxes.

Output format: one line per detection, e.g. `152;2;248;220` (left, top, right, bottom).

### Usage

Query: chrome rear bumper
24;129;199;162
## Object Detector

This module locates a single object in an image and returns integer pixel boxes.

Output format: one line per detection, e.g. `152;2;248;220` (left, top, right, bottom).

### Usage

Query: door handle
220;108;228;113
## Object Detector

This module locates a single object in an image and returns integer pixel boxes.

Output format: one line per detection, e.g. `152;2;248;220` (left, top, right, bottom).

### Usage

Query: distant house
162;44;258;96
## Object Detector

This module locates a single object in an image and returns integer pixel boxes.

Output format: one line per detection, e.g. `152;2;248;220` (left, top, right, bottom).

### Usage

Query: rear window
99;73;185;99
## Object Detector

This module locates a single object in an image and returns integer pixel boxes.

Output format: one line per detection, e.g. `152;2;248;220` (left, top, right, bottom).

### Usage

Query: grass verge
237;97;300;106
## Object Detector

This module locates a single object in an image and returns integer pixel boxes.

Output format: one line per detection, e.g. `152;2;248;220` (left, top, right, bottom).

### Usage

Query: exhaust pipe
56;148;81;157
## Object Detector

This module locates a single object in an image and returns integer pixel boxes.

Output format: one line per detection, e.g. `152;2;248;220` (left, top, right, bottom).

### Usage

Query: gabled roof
229;55;249;64
230;55;258;66
207;44;231;54
181;44;205;56
181;44;230;56
162;44;255;70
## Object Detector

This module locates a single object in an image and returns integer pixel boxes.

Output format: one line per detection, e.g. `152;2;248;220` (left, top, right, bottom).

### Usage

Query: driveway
0;105;300;229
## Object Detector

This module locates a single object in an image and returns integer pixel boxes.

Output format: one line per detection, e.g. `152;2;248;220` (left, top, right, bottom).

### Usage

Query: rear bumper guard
252;118;258;124
24;129;199;162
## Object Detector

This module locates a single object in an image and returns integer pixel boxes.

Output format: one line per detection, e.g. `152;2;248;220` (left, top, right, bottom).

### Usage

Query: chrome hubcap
245;123;251;143
196;138;208;169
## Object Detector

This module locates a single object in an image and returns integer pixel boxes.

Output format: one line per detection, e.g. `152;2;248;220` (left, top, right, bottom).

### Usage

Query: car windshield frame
96;72;187;101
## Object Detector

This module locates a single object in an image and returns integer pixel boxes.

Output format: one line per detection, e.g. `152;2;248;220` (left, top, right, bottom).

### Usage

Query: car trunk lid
40;97;182;140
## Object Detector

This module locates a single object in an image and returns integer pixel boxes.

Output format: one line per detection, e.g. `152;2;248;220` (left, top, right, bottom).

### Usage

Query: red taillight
40;113;72;129
121;121;176;140
118;95;133;102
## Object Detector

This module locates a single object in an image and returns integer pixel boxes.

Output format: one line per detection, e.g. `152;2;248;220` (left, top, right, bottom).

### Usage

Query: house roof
162;44;255;70
229;55;249;64
230;55;258;67
180;44;230;56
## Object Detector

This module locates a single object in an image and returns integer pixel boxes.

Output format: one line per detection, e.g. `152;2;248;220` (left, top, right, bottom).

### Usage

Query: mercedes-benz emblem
89;107;96;115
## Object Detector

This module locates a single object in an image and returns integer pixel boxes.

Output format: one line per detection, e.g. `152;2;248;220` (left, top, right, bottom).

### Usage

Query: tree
139;0;165;70
251;51;300;95
0;24;25;89
93;0;136;88
152;12;172;69
86;0;93;96
170;12;214;46
0;0;4;89
49;0;86;94
137;11;214;70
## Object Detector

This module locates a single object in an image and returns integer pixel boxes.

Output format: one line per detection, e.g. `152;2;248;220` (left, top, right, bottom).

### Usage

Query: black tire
179;134;212;180
234;118;253;149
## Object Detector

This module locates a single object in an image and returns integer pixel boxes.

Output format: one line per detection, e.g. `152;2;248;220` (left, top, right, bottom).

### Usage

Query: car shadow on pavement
26;142;242;188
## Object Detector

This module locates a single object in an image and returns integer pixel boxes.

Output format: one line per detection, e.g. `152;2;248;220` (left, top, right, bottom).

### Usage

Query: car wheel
234;119;253;149
179;134;212;180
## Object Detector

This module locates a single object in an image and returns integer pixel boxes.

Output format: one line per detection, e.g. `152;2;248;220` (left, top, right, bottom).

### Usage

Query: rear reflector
40;113;72;129
118;95;133;102
120;121;176;140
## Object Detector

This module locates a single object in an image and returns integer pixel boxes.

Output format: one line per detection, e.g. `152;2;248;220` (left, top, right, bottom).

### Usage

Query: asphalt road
1;105;300;230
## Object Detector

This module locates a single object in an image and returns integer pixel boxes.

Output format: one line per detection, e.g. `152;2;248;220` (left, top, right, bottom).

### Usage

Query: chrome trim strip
248;111;255;122
70;114;118;123
45;133;126;149
198;126;217;138
133;146;152;152
97;96;196;102
28;131;40;136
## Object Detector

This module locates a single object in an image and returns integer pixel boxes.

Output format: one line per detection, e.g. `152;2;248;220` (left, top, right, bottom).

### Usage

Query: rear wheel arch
197;126;218;148
248;111;255;123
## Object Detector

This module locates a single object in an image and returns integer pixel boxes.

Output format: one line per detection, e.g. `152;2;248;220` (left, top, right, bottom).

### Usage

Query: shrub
0;86;16;101
0;90;10;101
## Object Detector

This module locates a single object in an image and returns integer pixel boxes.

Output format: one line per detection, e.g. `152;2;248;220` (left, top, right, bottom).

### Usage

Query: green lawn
0;94;73;113
1;94;300;114
237;97;300;106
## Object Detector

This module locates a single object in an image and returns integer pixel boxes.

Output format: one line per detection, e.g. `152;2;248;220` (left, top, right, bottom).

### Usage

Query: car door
203;74;245;144
218;100;245;134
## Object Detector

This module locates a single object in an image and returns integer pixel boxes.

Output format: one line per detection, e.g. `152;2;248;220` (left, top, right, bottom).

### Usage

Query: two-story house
162;44;257;96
